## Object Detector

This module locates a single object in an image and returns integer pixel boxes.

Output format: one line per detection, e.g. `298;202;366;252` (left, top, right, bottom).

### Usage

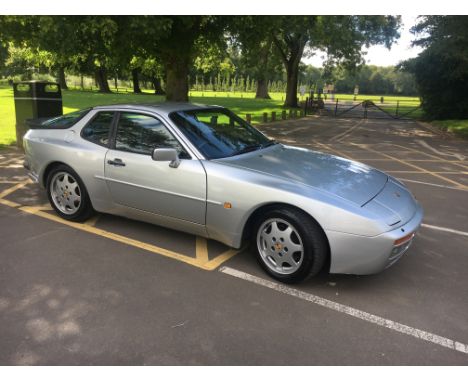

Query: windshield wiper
230;140;279;157
230;144;262;156
261;140;278;148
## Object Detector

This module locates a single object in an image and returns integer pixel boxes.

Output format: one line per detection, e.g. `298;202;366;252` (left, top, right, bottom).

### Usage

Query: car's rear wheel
46;164;94;222
253;207;328;283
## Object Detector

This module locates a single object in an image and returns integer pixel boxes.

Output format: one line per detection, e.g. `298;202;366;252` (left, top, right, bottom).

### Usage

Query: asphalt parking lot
1;115;468;365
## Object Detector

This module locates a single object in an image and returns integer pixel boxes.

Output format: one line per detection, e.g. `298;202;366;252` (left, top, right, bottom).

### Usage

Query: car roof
92;102;224;114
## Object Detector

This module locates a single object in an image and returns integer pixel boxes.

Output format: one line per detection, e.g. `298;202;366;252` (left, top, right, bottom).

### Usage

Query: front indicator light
394;232;415;246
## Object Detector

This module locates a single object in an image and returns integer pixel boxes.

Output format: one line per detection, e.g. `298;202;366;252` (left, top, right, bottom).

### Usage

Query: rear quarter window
38;109;91;129
81;111;115;147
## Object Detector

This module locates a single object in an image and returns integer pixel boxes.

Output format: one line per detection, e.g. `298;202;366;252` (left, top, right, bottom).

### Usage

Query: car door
104;111;207;225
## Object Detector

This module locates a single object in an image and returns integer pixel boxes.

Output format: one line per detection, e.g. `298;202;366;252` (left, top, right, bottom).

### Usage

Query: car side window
115;112;190;159
81;111;114;147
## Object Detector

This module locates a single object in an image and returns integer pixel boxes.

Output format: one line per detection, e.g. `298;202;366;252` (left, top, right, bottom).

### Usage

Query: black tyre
253;207;328;283
46;164;94;222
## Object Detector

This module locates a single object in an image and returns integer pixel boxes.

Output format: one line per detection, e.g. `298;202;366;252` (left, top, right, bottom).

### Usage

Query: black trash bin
13;81;63;148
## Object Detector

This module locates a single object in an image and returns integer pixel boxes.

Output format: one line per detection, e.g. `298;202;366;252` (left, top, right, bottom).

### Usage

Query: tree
193;42;231;90
2;44;54;80
148;16;226;102
141;57;166;95
272;16;401;107
111;16;170;95
5;16;84;89
229;16;283;99
402;16;468;119
0;16;120;92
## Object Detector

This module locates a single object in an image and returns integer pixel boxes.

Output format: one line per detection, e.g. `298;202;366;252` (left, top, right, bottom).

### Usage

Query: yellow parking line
202;248;243;271
0;198;21;208
387;170;468;174
196;236;209;263
18;206;213;269
0;164;243;269
331;120;365;143
0;180;31;199
312;141;354;160
349;143;468;189
386;171;425;174
350;159;468;162
37;203;53;211
0;179;240;270
387;143;468;171
84;214;100;227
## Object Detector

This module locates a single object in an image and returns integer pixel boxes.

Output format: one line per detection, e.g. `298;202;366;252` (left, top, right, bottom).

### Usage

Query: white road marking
421;224;468;238
219;266;468;355
397;178;468;191
416;139;466;161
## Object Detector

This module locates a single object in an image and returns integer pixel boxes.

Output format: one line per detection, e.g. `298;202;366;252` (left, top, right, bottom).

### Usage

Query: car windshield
169;108;273;159
41;108;91;129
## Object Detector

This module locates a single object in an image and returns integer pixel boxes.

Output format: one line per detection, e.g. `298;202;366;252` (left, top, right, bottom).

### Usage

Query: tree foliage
402;16;468;119
271;16;401;106
0;15;406;102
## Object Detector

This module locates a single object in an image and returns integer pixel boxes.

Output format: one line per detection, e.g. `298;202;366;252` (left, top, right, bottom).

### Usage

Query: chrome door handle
107;158;126;167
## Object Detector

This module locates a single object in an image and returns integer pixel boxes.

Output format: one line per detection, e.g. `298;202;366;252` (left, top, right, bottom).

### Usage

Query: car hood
215;144;388;206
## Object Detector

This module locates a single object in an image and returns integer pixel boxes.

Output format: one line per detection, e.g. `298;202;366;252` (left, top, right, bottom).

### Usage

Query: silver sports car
23;103;423;283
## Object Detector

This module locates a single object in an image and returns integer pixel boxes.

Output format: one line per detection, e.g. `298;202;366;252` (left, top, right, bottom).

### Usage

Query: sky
303;15;424;68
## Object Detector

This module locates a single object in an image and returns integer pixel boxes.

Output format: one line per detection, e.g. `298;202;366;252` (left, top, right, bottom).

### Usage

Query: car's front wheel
253;207;328;283
46;164;94;222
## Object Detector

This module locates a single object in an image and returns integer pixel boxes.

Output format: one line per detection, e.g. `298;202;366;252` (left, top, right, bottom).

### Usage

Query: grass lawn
0;86;423;146
0;87;15;146
431;120;468;139
0;87;292;146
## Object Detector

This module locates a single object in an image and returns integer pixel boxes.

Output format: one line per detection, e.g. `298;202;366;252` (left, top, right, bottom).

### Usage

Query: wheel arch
242;203;330;264
41;161;71;187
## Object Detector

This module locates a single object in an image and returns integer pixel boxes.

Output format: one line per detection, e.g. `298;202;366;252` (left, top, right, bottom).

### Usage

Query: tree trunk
132;68;142;93
94;67;111;93
152;77;166;95
284;61;300;107
255;78;271;99
273;36;306;108
165;56;189;102
254;39;273;99
80;74;84;90
57;66;68;90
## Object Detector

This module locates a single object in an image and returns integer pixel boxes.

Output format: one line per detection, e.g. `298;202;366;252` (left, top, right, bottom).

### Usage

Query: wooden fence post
271;111;276;122
282;110;287;120
246;114;251;124
263;112;268;123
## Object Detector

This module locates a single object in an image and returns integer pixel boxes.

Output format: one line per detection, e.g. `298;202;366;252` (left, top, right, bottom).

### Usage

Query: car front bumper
326;203;424;275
